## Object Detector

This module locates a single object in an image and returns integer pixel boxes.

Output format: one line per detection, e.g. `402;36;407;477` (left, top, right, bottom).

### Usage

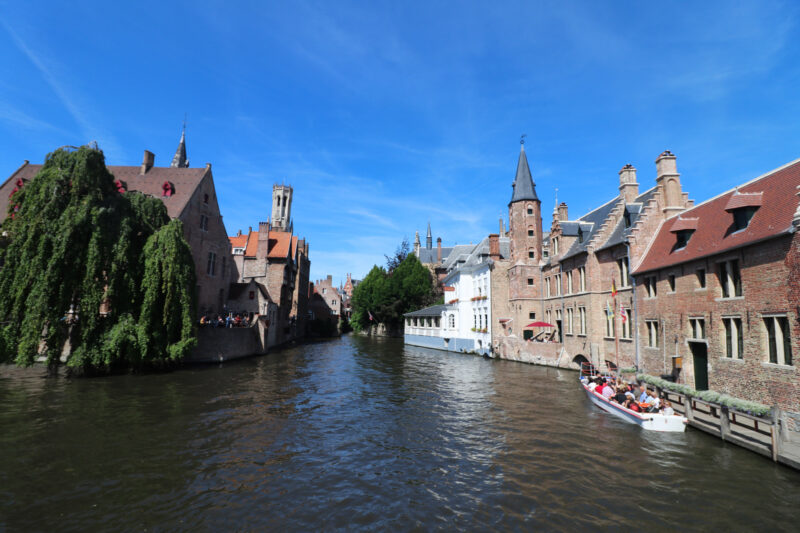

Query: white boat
581;378;687;432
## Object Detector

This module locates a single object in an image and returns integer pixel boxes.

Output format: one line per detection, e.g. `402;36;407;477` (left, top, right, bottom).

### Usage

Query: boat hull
582;383;687;432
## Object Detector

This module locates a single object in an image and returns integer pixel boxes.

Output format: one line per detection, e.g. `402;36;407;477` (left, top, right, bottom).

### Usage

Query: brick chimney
618;164;639;203
656;150;684;219
557;202;568;221
437;237;442;262
489;233;500;260
140;150;154;174
327;275;333;284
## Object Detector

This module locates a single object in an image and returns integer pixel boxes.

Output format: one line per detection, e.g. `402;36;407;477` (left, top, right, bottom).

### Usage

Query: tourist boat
580;375;687;433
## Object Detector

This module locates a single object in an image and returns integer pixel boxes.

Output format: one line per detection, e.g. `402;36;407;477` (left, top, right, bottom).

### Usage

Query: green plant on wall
0;145;197;372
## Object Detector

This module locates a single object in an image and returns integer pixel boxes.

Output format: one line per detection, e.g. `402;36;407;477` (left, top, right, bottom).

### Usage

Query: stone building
309;275;342;320
0;131;235;316
228;184;310;345
340;273;361;319
492;143;692;370
632;159;800;422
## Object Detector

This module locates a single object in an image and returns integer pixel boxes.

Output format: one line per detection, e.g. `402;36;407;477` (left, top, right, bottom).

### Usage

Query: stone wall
188;320;268;362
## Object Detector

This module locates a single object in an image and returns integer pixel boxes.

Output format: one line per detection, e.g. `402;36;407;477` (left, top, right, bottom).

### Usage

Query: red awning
526;321;555;328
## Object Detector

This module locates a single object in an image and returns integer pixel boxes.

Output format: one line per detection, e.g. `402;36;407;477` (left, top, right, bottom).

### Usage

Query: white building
404;235;509;356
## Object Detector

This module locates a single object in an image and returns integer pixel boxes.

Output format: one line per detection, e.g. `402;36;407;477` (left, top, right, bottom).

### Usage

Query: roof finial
520;133;526;146
171;116;189;168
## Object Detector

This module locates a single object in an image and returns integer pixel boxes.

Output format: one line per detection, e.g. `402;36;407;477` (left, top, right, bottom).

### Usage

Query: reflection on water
1;335;799;531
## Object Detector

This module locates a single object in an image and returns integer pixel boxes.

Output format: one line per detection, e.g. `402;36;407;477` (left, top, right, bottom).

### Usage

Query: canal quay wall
185;319;270;363
489;341;800;470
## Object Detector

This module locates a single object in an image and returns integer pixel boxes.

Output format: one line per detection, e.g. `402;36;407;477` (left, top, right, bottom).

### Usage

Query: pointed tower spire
426;221;433;249
170;118;189;168
509;138;538;205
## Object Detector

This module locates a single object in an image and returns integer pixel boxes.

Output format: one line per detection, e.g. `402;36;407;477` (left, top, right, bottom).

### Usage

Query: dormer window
577;227;584;243
675;230;694;249
623;211;631;228
732;207;758;231
724;192;762;232
670;217;698;250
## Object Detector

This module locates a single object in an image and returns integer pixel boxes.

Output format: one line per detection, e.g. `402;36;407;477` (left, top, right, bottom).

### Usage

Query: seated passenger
625;398;642;412
587;379;599;392
613;387;628;404
661;400;674;416
601;381;615;400
638;384;649;403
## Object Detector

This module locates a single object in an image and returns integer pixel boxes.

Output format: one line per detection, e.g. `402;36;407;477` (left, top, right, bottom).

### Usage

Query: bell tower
271;184;293;231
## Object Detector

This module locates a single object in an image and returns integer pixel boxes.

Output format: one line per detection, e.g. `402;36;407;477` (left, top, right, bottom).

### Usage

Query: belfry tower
271;184;293;231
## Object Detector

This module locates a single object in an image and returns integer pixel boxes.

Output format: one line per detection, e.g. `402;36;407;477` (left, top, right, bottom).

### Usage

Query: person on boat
638;384;649;403
587;379;599;392
600;380;615;400
613;386;628;404
661;400;674;416
625;398;642;412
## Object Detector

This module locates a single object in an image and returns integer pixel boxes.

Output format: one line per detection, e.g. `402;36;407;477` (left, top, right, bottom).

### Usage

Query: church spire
170;119;189;168
509;137;538;205
426;221;432;249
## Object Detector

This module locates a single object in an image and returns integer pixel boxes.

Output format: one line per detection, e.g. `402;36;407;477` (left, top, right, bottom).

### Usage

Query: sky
2;1;799;286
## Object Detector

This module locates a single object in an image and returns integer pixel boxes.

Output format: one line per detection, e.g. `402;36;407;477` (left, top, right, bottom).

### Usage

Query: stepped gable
559;196;621;260
1;162;208;222
596;186;658;251
635;158;800;274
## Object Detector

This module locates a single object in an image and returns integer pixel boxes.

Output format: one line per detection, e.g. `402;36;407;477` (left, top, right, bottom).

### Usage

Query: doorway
690;342;709;391
556;320;563;343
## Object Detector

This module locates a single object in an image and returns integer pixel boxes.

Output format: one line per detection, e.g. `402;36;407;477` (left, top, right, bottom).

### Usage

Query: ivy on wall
0;146;197;372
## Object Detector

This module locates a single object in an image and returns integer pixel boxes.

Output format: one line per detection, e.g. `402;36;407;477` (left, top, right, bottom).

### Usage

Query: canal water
1;335;798;531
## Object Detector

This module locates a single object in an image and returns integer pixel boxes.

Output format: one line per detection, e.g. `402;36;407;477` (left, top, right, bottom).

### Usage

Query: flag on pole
620;302;627;323
606;300;614;317
368;310;374;322
611;279;617;298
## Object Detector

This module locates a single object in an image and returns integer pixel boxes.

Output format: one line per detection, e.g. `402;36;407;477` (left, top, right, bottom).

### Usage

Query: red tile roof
291;235;298;260
268;231;292;259
724;192;763;211
635;158;800;274
229;234;248;249
244;231;259;257
670;217;699;232
1;161;209;222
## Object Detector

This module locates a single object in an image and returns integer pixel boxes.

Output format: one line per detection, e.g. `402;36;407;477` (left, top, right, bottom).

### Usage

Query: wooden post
770;407;781;463
684;395;694;423
720;406;730;442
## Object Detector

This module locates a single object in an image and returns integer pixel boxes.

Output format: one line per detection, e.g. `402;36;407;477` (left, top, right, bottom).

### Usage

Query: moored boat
580;377;687;432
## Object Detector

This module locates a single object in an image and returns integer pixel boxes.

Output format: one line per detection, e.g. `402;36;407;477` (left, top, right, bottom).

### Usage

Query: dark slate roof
404;304;447;317
171;129;189;168
560;196;621;260
418;246;454;264
509;145;539;204
597;186;658;252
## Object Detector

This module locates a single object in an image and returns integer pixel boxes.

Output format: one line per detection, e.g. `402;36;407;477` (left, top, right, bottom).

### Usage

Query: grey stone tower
170;124;189;168
271;184;293;231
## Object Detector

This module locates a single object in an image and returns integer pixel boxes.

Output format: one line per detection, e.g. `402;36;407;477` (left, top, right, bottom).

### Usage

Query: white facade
441;260;492;354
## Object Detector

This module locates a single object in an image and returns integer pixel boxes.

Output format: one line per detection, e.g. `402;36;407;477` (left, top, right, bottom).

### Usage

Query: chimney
794;185;800;228
499;218;505;237
140;150;155;174
489;233;500;260
618;164;639;204
327;275;333;284
437;238;442;262
656;150;684;219
237;229;242;237
557;202;568;221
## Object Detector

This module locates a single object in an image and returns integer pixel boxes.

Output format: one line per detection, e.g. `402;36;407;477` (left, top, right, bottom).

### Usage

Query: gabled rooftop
635;158;800;274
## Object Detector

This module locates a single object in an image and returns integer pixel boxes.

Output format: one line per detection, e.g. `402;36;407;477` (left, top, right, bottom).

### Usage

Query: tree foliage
384;237;410;273
350;252;435;331
0;146;197;372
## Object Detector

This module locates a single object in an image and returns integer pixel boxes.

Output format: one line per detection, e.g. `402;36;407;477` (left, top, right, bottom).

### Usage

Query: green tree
350;252;435;332
0;145;197;372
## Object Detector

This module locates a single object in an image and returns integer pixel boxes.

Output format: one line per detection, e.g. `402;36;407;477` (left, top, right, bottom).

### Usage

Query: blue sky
2;1;799;286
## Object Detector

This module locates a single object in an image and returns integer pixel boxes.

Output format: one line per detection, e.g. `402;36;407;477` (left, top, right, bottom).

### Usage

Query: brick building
309;275;342;334
413;223;455;284
228;184;310;345
633;159;800;422
0;131;235;316
492;143;692;370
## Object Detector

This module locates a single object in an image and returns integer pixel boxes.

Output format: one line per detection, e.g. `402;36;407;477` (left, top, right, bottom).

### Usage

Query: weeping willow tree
0;145;197;372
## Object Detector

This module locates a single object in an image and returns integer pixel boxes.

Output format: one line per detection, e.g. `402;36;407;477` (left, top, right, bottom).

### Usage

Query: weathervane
520;133;527;145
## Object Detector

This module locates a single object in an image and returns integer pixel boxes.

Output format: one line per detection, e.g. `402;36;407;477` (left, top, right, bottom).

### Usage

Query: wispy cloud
0;19;122;157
